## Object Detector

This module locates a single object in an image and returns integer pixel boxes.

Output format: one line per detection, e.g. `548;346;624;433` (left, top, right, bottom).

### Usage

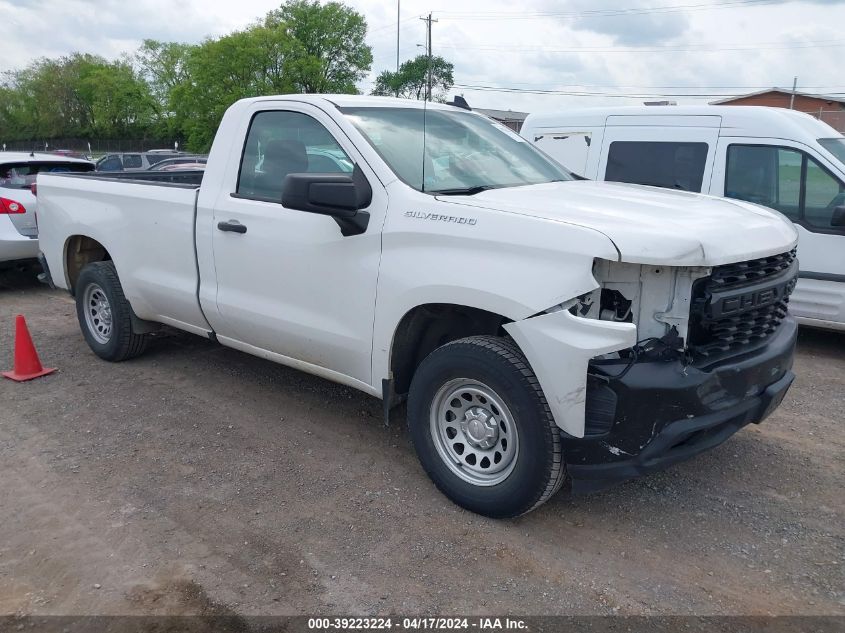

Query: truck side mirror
282;164;372;236
832;205;845;227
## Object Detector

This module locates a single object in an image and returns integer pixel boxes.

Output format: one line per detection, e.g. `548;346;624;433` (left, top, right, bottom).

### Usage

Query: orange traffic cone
2;315;56;382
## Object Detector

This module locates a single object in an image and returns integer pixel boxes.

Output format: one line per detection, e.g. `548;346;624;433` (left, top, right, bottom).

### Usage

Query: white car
36;96;798;517
0;152;94;265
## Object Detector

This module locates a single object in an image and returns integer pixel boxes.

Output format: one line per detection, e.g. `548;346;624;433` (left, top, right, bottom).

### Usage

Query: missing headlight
599;289;633;322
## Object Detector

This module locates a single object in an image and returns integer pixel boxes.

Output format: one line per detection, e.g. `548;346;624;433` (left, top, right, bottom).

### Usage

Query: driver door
207;102;386;385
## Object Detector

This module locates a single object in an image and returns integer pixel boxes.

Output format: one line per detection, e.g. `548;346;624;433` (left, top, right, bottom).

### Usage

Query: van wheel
75;261;149;361
407;335;567;518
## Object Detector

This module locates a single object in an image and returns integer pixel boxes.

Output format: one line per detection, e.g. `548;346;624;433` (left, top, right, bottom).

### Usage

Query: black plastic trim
49;171;203;188
566;317;797;493
798;271;845;283
36;252;55;288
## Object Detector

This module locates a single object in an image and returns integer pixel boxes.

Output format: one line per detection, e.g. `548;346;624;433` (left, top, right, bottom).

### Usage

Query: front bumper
564;316;798;493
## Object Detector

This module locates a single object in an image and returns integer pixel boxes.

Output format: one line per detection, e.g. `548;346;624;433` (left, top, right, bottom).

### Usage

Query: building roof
474;107;529;122
711;88;845;106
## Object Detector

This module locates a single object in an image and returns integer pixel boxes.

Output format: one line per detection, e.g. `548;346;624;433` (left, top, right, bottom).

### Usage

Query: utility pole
395;0;400;97
789;76;797;110
420;13;437;101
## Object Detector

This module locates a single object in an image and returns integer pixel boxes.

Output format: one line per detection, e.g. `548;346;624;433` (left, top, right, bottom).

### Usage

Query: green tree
0;0;374;148
172;24;297;150
372;55;454;101
135;40;194;108
81;61;157;138
171;1;372;151
134;40;195;137
266;0;372;93
13;54;99;138
0;54;155;142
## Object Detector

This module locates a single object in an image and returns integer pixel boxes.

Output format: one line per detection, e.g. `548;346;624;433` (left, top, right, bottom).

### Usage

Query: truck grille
688;249;798;358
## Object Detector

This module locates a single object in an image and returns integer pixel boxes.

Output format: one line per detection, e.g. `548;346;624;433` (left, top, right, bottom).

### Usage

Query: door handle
217;220;247;234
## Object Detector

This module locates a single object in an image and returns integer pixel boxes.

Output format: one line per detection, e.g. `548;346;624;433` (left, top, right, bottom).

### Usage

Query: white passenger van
521;106;845;331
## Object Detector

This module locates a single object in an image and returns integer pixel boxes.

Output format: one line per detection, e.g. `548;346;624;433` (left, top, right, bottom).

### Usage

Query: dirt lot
0;268;843;617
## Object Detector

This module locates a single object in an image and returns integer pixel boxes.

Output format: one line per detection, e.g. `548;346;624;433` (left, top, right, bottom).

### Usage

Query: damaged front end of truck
507;249;799;493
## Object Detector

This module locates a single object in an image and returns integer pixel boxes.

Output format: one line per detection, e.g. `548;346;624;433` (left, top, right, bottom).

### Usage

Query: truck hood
439;180;798;266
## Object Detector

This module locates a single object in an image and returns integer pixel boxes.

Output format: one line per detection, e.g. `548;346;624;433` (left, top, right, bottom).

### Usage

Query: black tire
75;261;149;361
407;335;568;518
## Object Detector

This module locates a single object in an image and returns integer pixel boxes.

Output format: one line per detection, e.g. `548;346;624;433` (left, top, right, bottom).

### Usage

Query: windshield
342;107;573;194
0;161;94;188
818;138;845;165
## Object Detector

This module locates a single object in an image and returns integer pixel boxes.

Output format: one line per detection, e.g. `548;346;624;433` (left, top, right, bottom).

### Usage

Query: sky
1;0;844;115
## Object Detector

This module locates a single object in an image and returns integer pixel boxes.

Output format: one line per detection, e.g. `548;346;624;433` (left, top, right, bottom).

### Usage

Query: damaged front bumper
564;316;798;493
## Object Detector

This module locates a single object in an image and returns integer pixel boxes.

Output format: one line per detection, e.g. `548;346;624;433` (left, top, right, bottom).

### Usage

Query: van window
725;145;801;220
818;138;845;164
533;132;591;177
804;157;845;229
605;141;708;192
727;144;845;232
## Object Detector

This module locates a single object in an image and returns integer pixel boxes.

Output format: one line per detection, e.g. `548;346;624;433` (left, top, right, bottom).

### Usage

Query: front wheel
75;261;149;361
407;335;568;518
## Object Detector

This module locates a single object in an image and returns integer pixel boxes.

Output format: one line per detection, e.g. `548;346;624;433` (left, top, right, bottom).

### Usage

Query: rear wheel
75;261;149;361
407;335;568;518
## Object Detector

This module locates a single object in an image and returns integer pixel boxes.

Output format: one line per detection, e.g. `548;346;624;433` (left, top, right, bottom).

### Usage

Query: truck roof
242;94;465;112
523;105;842;142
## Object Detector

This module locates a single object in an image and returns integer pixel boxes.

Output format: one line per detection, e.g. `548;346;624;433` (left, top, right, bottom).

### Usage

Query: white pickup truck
37;95;799;517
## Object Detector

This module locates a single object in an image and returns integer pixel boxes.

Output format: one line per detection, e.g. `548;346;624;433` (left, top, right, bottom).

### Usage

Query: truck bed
36;170;210;334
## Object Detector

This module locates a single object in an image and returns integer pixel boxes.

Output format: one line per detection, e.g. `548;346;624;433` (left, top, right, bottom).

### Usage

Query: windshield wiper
430;185;498;196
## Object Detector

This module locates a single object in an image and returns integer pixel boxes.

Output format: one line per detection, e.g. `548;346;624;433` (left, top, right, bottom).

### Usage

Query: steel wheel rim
83;283;113;344
430;378;519;486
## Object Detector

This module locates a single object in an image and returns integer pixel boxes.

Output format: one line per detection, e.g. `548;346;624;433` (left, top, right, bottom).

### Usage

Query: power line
434;0;779;20
369;0;779;32
367;14;420;35
435;39;845;54
458;82;845;90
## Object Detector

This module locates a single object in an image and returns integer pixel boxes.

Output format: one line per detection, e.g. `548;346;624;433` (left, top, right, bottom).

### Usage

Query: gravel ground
0;268;843;617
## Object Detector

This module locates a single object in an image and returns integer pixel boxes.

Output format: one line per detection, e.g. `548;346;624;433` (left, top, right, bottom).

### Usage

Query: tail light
0;197;26;214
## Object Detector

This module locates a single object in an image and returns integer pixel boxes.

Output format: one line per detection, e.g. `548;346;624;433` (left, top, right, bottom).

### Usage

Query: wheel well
66;235;111;296
390;304;511;395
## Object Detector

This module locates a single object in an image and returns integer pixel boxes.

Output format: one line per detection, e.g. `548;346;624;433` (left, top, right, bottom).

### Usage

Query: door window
237;110;353;200
122;154;142;169
726;144;845;232
605;141;709;192
98;156;123;171
725;145;801;219
804;157;845;229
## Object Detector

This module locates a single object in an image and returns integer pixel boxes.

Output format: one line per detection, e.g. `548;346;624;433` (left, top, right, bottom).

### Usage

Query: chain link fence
808;110;845;133
0;138;183;157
